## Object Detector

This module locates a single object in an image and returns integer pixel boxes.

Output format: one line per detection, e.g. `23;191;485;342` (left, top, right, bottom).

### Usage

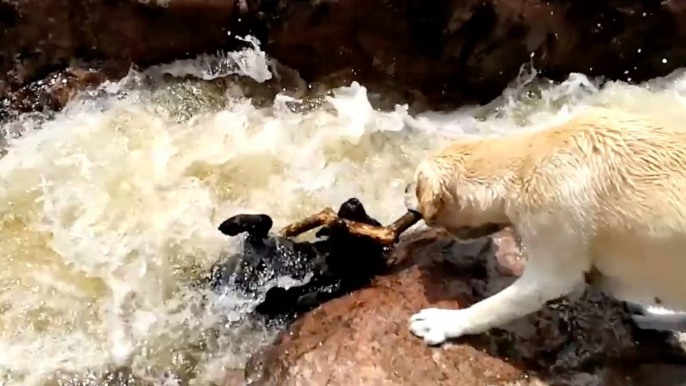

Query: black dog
210;198;389;320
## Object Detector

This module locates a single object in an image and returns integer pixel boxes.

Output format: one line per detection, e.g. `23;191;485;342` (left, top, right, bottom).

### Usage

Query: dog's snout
404;182;419;213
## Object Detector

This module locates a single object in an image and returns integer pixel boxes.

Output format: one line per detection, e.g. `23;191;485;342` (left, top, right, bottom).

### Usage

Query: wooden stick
386;211;423;238
278;209;423;245
278;208;339;237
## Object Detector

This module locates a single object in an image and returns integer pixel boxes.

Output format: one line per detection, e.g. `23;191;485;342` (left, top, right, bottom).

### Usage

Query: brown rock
4;0;686;114
244;229;686;386
265;0;686;107
0;0;237;99
0;62;127;124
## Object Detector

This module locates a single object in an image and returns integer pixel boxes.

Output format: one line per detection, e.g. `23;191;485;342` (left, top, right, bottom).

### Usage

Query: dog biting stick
279;208;422;245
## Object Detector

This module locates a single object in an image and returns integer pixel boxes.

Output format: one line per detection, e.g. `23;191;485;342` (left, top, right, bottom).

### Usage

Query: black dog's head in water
210;198;389;320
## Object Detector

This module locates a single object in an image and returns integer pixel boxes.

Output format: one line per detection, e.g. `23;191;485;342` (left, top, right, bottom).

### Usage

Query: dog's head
406;157;509;242
406;158;453;226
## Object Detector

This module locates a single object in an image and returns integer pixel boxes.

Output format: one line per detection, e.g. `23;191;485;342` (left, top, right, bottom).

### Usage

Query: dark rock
0;0;239;99
211;198;390;321
0;62;127;124
4;0;686;115
263;0;686;108
244;228;686;386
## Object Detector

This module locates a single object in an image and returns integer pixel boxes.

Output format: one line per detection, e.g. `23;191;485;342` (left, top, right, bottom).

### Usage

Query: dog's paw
409;308;470;346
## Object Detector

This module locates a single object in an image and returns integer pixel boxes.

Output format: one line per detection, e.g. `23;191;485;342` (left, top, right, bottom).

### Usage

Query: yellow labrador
405;107;686;345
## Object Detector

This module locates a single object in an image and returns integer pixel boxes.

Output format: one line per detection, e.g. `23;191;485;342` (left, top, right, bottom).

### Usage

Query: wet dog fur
405;107;686;345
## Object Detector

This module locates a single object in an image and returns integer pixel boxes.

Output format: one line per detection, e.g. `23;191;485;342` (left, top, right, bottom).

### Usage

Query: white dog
405;107;686;346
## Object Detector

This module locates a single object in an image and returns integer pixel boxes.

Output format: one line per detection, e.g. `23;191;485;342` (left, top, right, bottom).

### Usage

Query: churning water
2;36;686;386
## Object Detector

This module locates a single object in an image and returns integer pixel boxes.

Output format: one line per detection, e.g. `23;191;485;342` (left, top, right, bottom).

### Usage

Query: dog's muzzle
404;182;420;214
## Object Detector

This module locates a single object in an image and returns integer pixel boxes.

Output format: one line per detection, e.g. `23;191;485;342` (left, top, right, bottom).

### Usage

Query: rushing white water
3;36;686;386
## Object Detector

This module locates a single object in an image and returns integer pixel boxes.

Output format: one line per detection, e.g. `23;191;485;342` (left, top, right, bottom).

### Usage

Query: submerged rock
244;228;686;386
4;0;686;112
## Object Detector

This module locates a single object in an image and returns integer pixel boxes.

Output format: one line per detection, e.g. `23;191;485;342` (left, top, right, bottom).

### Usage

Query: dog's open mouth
452;223;509;240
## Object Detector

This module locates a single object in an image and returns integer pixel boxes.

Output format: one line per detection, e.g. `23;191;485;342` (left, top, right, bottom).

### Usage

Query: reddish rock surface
4;0;686;113
243;228;686;386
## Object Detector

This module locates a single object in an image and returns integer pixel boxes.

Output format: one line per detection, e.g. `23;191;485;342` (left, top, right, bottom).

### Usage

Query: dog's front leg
410;239;587;346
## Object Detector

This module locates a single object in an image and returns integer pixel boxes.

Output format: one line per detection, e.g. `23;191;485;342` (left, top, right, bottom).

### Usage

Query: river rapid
2;37;686;386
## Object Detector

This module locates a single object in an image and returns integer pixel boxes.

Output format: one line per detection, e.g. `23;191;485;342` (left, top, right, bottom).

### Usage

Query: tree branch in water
278;209;423;245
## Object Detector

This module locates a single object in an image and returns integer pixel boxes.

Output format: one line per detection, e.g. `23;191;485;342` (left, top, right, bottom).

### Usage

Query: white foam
151;35;272;83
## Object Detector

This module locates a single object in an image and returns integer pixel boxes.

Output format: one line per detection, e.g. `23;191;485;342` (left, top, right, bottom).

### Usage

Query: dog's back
551;109;686;310
409;108;686;345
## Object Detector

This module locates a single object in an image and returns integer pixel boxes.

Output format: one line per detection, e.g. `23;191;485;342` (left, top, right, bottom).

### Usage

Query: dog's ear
414;169;443;223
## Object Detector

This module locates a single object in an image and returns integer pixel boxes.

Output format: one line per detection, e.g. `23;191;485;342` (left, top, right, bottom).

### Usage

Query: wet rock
0;0;238;99
4;0;686;114
264;0;686;108
0;62;127;123
244;228;686;386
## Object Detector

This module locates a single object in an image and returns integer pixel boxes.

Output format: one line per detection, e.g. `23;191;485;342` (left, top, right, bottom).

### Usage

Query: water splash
3;36;686;386
151;36;272;83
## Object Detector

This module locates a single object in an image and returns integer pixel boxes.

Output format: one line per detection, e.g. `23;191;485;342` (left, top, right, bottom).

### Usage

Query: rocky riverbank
242;228;686;386
4;0;686;117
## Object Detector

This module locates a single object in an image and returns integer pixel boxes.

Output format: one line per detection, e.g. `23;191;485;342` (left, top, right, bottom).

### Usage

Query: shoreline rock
4;0;686;117
243;228;686;386
0;0;238;90
0;61;129;123
264;0;686;108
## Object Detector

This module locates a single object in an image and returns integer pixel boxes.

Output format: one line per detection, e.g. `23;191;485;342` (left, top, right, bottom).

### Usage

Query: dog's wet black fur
210;198;390;320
